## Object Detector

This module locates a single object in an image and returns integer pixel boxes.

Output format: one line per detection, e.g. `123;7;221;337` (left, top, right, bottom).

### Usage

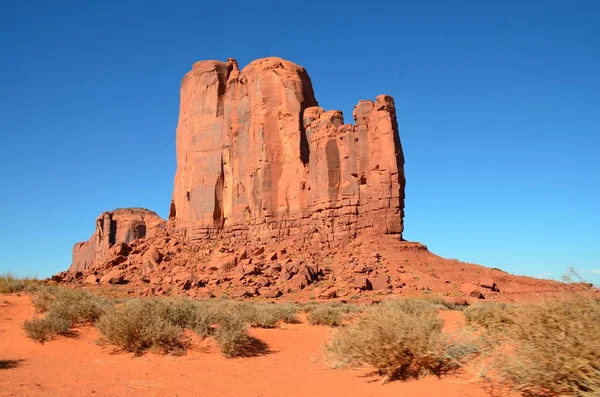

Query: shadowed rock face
168;57;405;245
70;208;166;271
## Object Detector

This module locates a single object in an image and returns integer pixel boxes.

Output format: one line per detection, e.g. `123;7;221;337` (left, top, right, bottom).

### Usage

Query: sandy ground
1;294;499;397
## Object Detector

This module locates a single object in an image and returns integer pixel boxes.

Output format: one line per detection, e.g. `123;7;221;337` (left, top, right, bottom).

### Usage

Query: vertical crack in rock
168;57;405;245
213;155;225;228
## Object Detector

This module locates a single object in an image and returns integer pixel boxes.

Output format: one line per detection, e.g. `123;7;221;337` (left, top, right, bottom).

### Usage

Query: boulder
100;270;125;284
107;242;131;259
211;254;237;271
461;283;485;299
369;274;390;290
317;286;337;299
353;276;372;291
262;288;282;299
172;271;193;284
83;275;99;284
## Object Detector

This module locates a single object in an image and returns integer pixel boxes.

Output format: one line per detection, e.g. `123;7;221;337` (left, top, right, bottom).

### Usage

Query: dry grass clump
96;298;259;357
96;299;189;355
48;288;110;325
0;273;40;294
234;302;299;328
307;305;344;326
417;295;465;311
464;302;518;332
23;314;72;343
213;314;251;358
24;287;111;343
325;300;477;381
301;301;364;327
487;296;600;397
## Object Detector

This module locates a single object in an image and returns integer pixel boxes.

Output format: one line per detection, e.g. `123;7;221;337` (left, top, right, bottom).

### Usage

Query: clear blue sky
1;0;598;284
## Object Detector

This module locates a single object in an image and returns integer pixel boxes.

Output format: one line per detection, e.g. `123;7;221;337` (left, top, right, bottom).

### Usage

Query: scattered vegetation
0;273;39;294
23;315;72;343
20;283;598;394
325;300;477;381
236;302;299;328
307;305;344;326
24;287;111;343
96;299;190;355
485;296;600;397
464;302;518;333
213;313;251;358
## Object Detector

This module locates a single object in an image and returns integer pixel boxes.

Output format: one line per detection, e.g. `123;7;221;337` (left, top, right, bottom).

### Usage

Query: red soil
0;295;501;397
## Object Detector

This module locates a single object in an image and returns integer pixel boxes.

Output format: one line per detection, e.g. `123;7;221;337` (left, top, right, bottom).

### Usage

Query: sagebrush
486;296;600;397
325;300;477;381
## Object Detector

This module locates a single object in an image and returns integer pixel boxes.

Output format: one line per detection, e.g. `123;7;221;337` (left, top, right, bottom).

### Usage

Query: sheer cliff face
169;57;405;244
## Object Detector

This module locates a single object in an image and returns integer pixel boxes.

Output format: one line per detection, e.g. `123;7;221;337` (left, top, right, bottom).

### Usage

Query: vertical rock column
354;95;405;236
170;61;232;237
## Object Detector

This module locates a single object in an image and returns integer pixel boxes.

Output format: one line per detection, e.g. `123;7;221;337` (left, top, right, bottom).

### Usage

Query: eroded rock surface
70;208;166;271
168;57;405;245
59;57;599;301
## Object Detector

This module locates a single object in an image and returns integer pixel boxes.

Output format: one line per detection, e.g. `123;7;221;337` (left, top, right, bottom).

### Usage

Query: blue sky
1;0;598;283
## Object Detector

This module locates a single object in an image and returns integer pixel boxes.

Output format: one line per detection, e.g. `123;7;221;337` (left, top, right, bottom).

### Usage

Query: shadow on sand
233;336;273;358
0;359;23;369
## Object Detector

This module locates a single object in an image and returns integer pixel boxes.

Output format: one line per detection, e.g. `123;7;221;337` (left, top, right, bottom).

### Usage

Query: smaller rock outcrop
70;208;166;272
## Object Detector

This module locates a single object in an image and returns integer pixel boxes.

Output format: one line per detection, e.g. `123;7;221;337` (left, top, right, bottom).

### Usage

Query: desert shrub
96;299;188;354
464;302;518;332
189;301;216;338
275;302;300;324
158;298;217;338
23;314;72;343
213;313;250;358
383;298;443;316
489;296;600;396
159;298;202;329
31;287;56;313
417;295;464;311
307;305;343;326
23;287;110;343
0;273;39;294
49;288;110;326
325;301;475;381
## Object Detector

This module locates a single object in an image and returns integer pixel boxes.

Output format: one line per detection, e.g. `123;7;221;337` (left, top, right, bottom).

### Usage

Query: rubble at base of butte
54;57;594;301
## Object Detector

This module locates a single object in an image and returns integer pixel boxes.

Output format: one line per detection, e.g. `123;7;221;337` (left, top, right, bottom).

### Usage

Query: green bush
489;296;600;396
325;301;475;381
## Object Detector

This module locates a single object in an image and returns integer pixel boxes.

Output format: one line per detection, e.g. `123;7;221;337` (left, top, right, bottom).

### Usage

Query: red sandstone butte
70;208;165;271
59;57;598;301
167;57;405;245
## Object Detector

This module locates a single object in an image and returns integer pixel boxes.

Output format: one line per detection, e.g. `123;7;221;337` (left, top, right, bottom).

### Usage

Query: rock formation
168;57;405;245
57;57;598;301
70;208;165;271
